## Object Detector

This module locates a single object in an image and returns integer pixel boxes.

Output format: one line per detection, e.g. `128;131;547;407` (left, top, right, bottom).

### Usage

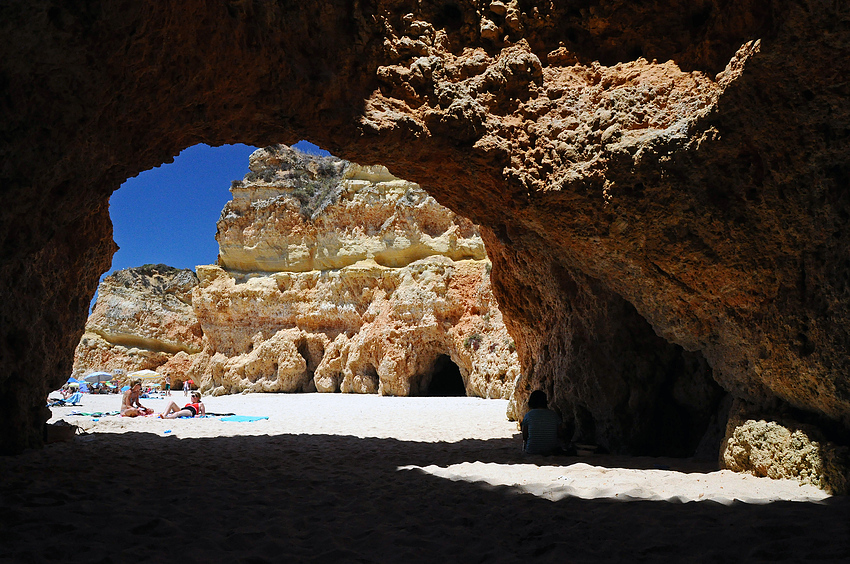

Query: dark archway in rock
2;0;849;473
426;355;466;397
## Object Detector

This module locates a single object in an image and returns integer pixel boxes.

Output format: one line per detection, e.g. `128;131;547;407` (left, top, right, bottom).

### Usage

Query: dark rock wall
0;202;115;451
2;0;849;458
487;230;725;456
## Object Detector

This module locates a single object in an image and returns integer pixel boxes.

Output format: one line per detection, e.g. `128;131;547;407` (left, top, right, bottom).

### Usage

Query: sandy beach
1;392;848;563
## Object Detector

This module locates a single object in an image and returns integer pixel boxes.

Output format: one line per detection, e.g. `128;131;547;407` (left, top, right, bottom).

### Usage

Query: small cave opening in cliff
295;339;320;393
362;364;380;394
425;355;466;397
541;270;730;459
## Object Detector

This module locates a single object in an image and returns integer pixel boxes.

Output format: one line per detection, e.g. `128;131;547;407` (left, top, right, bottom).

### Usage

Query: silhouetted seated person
159;391;205;419
521;390;563;455
120;379;153;417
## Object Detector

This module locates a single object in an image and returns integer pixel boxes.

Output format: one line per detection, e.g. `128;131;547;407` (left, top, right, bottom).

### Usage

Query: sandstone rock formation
219;146;486;272
73;147;518;400
2;0;849;490
191;146;516;398
72;265;202;380
191;258;515;398
721;400;849;494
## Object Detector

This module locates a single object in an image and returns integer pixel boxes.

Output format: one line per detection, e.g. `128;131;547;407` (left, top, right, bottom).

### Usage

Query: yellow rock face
217;154;486;273
187;146;518;398
192;258;517;398
71;265;204;381
73;147;519;399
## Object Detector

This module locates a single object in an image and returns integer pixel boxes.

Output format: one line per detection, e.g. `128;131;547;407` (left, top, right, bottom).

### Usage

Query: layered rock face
72;265;202;380
74;147;518;400
219;147;486;272
2;0;849;489
192;146;516;398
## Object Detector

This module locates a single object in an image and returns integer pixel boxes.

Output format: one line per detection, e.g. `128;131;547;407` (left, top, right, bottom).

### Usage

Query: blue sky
96;141;329;309
108;140;330;275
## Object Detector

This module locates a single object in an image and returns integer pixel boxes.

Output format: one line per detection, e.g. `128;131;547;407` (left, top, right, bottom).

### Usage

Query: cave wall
488;231;725;456
2;0;850;458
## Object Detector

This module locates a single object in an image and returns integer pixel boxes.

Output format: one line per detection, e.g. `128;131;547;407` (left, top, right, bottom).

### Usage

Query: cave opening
361;364;380;393
426;354;466;397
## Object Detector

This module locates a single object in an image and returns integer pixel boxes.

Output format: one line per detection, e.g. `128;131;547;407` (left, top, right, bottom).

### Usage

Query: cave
1;0;848;495
425;355;466;397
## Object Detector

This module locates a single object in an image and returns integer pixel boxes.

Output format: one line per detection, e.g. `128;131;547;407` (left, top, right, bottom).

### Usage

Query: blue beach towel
47;392;83;407
218;415;269;422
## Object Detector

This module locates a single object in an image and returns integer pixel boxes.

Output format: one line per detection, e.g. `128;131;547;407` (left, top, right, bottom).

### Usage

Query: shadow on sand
1;432;848;563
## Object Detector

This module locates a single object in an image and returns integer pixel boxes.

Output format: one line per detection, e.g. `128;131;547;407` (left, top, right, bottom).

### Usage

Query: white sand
0;392;845;562
50;392;518;442
49;392;829;504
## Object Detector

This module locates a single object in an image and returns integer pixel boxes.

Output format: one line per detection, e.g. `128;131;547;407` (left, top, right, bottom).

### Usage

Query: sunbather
159;391;205;419
120;379;153;417
47;391;82;407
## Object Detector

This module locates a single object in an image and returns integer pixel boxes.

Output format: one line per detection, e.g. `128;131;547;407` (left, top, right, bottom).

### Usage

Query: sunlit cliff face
1;0;848;489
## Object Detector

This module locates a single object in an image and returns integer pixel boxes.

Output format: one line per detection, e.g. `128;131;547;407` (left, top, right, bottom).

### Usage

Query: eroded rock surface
74;148;518;400
219;146;485;272
191;257;515;398
194;146;516;398
721;400;849;494
2;0;849;486
72;265;202;379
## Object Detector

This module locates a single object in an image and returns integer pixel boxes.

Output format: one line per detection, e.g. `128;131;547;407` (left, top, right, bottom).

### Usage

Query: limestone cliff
219;146;485;272
192;145;516;398
72;265;202;379
74;147;518;399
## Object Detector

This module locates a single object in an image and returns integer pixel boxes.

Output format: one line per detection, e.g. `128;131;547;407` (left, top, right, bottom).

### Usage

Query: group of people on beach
120;379;205;419
119;376;564;454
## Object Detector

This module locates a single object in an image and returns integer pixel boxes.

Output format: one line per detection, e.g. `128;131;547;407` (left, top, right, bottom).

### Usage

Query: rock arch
2;0;849;481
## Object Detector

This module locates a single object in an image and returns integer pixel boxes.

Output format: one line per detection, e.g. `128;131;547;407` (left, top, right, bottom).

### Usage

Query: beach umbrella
121;385;130;392
67;377;80;384
129;369;160;381
84;371;113;383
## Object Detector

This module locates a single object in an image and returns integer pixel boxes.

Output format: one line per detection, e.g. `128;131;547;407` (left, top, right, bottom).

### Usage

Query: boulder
721;400;849;494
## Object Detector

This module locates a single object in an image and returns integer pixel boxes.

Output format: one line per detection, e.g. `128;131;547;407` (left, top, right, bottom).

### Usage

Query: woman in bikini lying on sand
159;391;206;419
120;379;154;417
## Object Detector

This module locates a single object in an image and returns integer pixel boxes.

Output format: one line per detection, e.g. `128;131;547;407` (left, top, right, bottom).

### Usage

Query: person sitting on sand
121;379;153;417
159;391;205;419
521;390;563;455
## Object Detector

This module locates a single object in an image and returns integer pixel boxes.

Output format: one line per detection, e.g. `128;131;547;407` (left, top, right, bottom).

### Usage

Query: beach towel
218;415;269;422
47;392;83;407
